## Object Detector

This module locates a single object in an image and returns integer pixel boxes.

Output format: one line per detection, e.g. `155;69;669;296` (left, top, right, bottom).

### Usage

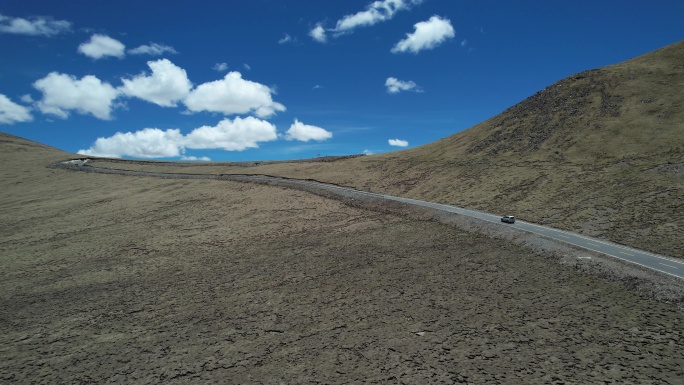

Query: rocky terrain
1;133;684;384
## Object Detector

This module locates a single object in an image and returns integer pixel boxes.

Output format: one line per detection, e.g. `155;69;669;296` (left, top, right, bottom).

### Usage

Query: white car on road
501;215;516;224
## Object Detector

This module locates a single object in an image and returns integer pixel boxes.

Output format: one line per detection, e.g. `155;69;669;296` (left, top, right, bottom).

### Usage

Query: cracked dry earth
1;164;684;384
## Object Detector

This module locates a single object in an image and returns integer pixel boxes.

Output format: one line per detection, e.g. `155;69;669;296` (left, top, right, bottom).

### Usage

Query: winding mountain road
56;160;684;280
378;193;684;280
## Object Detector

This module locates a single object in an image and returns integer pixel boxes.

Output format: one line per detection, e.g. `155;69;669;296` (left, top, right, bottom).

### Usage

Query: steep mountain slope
356;40;684;256
411;39;683;162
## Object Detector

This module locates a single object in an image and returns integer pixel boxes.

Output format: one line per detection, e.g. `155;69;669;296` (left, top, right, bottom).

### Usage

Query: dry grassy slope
4;132;684;383
0;133;69;160
0;133;74;189
228;41;684;257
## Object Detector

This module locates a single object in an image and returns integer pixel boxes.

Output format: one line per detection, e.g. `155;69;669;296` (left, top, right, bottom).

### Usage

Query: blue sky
1;0;682;161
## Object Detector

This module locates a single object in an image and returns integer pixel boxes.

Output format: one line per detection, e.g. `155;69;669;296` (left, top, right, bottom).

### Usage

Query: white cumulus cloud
78;128;184;158
181;155;211;161
385;77;421;93
128;43;177;56
285;119;333;142
0;94;33;124
278;33;294;44
184;117;277;151
334;0;422;33
391;15;455;54
0;13;71;36
78;117;278;158
78;34;126;59
309;24;327;43
311;0;422;42
184;71;285;118
388;138;409;147
33;72;119;120
213;63;228;72
119;59;192;107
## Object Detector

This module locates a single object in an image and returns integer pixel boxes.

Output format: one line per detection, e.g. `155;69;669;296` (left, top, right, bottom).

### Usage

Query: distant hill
240;40;684;257
0;132;67;156
0;132;71;174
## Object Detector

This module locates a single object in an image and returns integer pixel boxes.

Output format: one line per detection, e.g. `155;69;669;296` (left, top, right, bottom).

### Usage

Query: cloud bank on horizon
77;117;335;159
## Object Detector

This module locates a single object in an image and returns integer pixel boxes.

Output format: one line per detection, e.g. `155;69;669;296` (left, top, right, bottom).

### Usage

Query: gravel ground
1;155;683;384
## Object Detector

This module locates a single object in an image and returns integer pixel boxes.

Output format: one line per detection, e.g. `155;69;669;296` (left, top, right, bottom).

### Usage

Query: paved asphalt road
291;178;684;280
60;162;684;280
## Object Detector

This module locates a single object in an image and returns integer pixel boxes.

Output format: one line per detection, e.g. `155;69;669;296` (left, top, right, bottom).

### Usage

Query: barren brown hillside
94;41;683;257
3;133;684;384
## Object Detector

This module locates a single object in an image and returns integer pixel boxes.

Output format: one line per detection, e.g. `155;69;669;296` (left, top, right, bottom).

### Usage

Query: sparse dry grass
2;134;684;384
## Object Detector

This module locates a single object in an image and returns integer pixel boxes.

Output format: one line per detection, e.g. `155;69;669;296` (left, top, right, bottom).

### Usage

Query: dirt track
1;150;684;383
